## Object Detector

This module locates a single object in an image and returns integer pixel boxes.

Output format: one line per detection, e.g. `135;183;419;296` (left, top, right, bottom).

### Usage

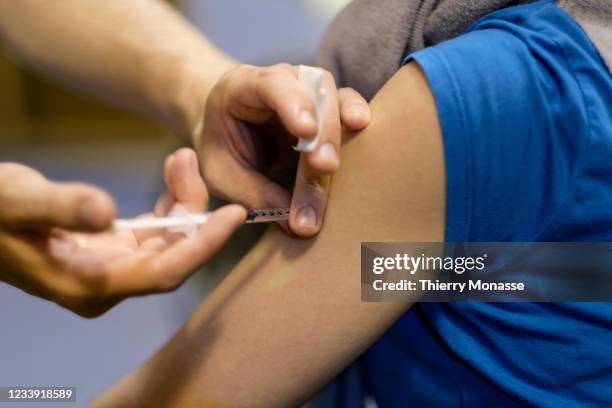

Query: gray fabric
558;0;612;68
318;0;611;101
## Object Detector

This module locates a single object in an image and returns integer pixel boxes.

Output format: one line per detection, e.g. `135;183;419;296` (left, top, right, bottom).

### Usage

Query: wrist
172;54;237;145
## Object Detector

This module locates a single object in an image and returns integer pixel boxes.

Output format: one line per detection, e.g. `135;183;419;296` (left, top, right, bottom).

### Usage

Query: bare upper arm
94;62;446;408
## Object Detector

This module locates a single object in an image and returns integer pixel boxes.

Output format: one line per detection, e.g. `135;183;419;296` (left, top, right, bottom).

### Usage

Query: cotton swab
295;65;327;153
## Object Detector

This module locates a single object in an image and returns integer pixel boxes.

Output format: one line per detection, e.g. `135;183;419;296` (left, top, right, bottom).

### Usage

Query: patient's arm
93;63;446;407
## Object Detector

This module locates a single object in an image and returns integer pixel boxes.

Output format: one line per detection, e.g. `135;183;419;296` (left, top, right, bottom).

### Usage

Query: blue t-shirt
364;1;612;407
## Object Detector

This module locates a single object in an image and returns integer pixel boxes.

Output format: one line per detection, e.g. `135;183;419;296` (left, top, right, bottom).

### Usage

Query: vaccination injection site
0;0;611;407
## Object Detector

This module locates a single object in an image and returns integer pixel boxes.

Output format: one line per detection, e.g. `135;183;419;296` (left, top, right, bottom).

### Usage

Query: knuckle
258;64;291;82
222;64;249;81
338;87;354;99
235;64;256;79
213;70;233;93
275;62;293;72
240;63;257;71
257;65;274;79
214;64;254;96
322;70;336;85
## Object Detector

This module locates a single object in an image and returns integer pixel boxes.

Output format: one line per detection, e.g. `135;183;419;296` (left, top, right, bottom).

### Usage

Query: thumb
0;164;116;231
289;154;330;237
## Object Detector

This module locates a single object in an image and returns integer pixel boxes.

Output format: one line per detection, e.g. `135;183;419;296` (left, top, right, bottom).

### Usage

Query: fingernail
318;143;339;168
296;206;317;229
299;109;316;128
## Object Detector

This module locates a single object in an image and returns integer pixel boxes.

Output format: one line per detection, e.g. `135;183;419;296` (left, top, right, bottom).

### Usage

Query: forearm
0;0;235;141
94;63;445;407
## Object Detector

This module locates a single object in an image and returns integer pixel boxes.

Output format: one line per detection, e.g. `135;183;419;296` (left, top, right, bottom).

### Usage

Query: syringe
113;207;290;232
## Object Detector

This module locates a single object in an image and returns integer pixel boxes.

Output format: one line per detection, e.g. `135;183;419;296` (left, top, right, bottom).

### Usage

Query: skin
93;62;446;407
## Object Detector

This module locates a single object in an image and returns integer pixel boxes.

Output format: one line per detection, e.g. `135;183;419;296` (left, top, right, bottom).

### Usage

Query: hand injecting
113;205;290;236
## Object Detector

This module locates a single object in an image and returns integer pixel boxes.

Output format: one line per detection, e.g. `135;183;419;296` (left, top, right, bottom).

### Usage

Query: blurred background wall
0;1;348;406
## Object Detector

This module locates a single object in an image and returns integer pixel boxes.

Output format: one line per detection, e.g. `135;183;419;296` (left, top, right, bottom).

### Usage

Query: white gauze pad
295;65;327;153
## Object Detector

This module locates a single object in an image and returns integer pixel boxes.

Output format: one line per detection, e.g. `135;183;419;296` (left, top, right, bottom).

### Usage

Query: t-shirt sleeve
405;12;590;242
